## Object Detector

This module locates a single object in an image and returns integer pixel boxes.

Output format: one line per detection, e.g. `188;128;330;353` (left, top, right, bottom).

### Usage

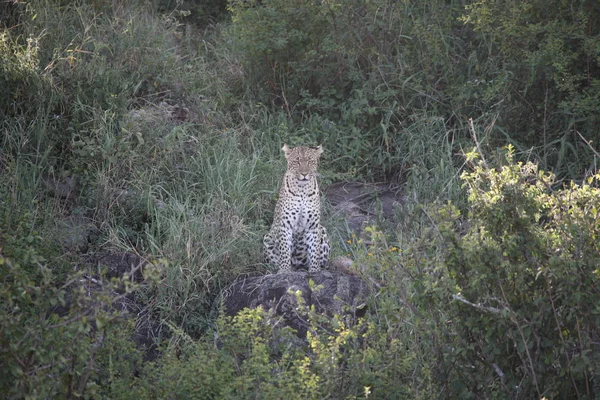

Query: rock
90;251;148;281
223;271;369;338
87;250;159;360
43;174;77;200
54;215;95;252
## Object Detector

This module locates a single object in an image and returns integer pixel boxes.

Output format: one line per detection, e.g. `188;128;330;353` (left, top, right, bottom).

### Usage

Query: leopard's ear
282;144;291;157
308;145;323;155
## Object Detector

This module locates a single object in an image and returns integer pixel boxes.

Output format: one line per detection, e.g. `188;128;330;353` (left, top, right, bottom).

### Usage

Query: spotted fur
264;144;330;272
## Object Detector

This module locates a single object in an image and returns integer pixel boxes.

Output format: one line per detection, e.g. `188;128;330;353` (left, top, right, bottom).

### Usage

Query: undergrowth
1;0;599;398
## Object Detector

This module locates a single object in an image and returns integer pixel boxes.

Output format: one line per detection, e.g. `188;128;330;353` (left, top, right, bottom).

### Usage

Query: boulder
223;271;369;337
54;215;95;252
90;251;148;281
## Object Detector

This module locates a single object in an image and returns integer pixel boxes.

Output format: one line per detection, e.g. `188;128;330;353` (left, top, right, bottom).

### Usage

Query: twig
78;333;104;395
451;294;503;314
575;316;591;397
543;82;549;166
548;286;582;399
492;363;505;383
500;285;541;398
393;286;422;318
468;118;489;169
420;207;444;241
576;130;600;159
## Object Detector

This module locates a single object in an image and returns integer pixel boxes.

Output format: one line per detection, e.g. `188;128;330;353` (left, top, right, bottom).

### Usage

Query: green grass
1;0;599;398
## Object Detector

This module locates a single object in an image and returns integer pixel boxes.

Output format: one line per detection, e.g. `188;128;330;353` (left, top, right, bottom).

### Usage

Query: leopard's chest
290;198;312;233
278;184;320;234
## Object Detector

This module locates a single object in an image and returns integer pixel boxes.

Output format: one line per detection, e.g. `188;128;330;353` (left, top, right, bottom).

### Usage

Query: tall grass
136;133;277;336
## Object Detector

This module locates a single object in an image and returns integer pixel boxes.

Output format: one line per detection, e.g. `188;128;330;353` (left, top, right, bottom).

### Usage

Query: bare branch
452;294;503;314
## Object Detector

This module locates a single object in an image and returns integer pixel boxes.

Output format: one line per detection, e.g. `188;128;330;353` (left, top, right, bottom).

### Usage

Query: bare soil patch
325;181;404;232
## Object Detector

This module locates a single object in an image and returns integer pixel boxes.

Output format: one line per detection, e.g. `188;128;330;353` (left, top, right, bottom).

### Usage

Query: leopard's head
282;144;323;183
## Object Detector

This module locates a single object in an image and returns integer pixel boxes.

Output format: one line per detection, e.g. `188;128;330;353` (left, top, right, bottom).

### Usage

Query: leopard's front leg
277;230;294;273
305;228;322;272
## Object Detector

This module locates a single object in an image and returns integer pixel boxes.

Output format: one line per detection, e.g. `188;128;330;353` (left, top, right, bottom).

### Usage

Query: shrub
407;146;600;398
0;237;137;398
462;0;600;176
108;300;428;399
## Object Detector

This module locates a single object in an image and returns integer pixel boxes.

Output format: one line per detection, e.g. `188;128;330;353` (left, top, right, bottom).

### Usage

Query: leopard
263;144;330;273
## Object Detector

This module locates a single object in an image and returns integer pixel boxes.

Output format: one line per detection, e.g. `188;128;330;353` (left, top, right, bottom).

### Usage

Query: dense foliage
228;0;600;179
415;148;600;398
1;0;599;398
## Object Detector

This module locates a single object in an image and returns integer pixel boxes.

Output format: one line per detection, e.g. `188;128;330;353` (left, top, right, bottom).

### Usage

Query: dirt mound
325;181;404;232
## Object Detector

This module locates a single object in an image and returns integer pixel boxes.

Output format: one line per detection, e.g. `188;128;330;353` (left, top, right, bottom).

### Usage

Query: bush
0;0;190;174
0;238;137;398
406;146;600;398
462;0;600;176
107;298;430;399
